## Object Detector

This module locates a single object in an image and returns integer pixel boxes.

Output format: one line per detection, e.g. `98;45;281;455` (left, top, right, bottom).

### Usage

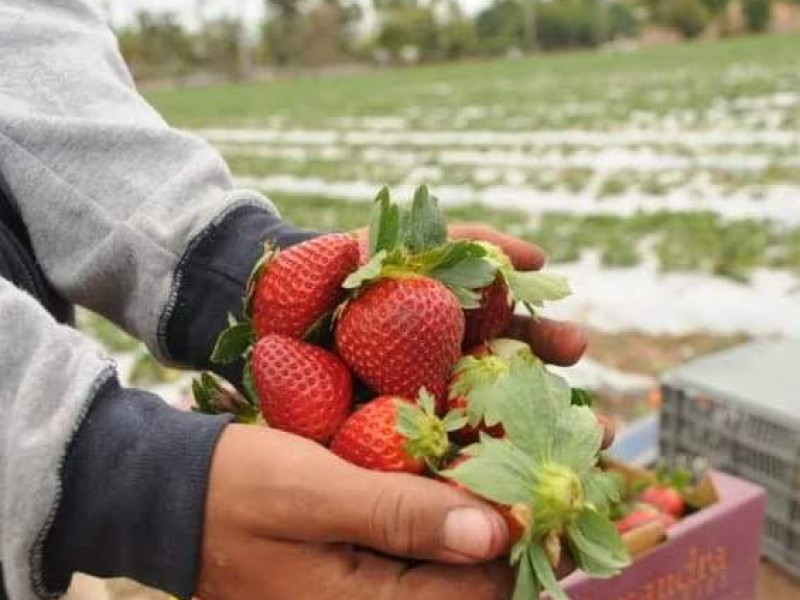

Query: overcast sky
98;0;491;30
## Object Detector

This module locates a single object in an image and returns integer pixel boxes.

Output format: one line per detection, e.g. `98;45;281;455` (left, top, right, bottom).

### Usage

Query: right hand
197;425;515;600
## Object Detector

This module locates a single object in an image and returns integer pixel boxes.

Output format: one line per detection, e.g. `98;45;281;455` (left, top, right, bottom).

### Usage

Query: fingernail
443;507;505;559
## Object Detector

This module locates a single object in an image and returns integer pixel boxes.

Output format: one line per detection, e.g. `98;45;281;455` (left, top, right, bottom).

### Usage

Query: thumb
213;426;509;564
319;462;511;563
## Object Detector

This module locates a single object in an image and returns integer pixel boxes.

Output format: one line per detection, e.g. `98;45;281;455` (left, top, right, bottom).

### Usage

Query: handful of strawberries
200;186;631;599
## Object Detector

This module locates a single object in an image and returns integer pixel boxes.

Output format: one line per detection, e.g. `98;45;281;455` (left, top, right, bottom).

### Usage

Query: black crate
660;383;800;578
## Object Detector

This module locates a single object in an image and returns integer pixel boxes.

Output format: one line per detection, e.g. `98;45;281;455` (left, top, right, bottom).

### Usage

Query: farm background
89;33;799;430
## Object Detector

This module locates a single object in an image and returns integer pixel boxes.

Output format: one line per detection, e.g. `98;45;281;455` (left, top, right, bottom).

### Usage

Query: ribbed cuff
161;204;319;387
42;378;232;599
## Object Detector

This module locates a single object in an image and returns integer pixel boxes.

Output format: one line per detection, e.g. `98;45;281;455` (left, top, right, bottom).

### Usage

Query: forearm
0;276;235;600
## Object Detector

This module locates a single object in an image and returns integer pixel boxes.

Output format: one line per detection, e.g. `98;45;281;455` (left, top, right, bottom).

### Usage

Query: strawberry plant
442;354;630;600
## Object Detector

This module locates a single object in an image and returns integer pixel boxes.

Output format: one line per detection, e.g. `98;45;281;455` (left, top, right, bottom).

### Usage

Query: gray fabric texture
0;1;280;598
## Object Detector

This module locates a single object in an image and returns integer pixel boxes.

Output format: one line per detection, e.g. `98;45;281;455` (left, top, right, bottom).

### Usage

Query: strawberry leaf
584;468;624;516
566;508;631;577
513;549;543;600
211;321;253;364
244;243;278;317
369;187;402;255
551;404;604;475
404;186;447;253
571;387;594;407
442;437;536;506
503;269;571;307
429;256;497;291
343;250;388;289
242;354;258;405
441;409;468;432
528;544;568;600
495;357;571;465
447;286;483;309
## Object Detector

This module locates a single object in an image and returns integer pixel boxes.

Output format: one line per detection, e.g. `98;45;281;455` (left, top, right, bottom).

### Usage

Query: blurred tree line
116;0;782;81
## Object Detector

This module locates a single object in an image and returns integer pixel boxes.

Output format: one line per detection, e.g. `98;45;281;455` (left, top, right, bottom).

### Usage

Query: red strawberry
336;277;464;408
462;277;515;349
251;233;360;339
640;485;686;518
251;334;352;443
447;394;505;445
614;504;661;534
330;391;464;474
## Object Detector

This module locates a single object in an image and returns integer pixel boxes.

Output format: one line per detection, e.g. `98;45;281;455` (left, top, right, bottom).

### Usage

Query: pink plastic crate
561;471;766;600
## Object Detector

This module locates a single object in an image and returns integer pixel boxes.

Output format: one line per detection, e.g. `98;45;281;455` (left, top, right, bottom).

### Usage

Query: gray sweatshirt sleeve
0;1;318;598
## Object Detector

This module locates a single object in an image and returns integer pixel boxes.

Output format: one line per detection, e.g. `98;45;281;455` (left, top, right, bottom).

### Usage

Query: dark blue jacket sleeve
43;209;318;598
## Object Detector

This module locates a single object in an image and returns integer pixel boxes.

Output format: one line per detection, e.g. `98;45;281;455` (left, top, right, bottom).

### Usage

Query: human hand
447;223;614;447
198;425;514;600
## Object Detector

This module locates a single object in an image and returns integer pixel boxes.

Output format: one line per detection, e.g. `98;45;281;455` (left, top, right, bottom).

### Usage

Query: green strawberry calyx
475;240;572;316
343;185;572;312
191;372;259;424
450;339;540;428
343;186;501;309
396;389;467;470
441;357;630;600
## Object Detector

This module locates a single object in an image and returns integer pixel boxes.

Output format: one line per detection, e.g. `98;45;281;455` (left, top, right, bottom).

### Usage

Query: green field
148;34;800;130
146;34;800;280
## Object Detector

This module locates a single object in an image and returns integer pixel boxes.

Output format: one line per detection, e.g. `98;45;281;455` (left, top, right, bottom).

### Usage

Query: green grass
147;34;800;130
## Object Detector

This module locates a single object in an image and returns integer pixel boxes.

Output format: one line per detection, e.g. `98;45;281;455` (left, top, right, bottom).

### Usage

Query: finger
505;315;588;366
397;560;514;600
222;427;510;564
448;223;545;271
325;465;510;563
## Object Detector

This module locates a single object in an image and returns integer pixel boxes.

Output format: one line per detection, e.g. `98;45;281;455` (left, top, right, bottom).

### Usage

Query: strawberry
336;276;464;407
640;485;686;518
614;505;661;534
446;338;534;444
251;334;352;443
335;187;504;407
251;233;360;339
211;233;360;367
462;277;515;349
330;390;466;474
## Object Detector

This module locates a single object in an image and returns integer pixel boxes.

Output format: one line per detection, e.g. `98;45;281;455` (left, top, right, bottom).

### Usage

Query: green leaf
242;355;258;405
369;187;401;255
566;508;631;577
430;256;497;290
418;388;437;416
343;250;387;289
404;186;447;252
395;400;425;440
571;387;594;407
441;437;536;506
551;405;604;475
495;357;571;464
211;321;253;364
512;548;543;600
528;544;569;600
504;270;571;307
441;410;468;432
448;285;483;309
583;468;623;516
